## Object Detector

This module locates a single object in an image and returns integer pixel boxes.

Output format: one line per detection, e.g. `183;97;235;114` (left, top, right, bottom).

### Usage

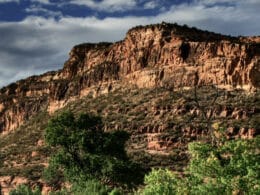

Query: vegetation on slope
138;136;260;194
9;130;260;194
0;86;259;194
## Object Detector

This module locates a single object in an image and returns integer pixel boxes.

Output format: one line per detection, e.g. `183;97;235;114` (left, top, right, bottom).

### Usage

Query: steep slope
0;22;259;193
0;86;259;194
0;22;259;134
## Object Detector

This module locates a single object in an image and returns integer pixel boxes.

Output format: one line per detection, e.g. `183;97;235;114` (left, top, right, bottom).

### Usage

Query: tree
176;67;221;145
186;136;260;194
192;84;219;145
139;136;260;194
44;111;144;189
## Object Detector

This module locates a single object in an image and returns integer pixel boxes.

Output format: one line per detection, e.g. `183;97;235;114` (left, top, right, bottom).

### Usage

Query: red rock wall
0;23;259;133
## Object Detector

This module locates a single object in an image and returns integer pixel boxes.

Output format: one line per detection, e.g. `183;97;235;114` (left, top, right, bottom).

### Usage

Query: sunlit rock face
0;22;259;134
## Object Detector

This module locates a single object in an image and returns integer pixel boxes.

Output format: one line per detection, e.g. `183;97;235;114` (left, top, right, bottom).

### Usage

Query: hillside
0;22;259;194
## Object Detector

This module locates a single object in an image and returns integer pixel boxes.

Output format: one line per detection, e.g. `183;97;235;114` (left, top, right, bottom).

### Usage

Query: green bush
71;179;110;195
109;188;122;195
51;180;123;195
139;168;178;195
9;184;41;195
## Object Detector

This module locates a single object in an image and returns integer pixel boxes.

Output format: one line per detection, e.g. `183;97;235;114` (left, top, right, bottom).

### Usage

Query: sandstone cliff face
0;22;259;134
60;23;260;92
0;72;54;134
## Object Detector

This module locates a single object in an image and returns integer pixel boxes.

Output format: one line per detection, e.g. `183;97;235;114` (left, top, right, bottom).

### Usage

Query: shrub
139;168;178;195
9;184;41;195
71;179;110;195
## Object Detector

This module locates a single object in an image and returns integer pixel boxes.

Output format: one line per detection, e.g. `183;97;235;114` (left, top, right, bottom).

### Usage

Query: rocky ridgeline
0;22;259;134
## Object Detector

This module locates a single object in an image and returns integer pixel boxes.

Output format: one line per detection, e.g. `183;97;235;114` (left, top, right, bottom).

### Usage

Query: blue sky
0;0;260;87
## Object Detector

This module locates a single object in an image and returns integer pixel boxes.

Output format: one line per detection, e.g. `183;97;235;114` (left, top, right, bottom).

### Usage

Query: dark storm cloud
0;21;65;87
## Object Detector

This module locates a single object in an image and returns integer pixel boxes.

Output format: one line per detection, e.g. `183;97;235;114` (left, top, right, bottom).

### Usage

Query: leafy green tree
139;136;260;194
44;111;144;189
186;136;260;194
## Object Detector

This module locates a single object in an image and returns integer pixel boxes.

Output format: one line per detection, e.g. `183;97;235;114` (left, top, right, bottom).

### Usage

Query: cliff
0;22;259;134
0;22;260;194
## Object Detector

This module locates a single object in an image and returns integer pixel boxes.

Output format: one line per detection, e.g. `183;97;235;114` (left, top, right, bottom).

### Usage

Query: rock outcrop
0;22;259;134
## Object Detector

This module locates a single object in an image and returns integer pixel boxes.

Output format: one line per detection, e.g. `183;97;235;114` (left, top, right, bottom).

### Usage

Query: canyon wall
0;22;259;134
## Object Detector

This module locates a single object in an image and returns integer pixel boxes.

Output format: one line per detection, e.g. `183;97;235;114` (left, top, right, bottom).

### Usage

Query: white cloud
143;0;159;9
25;5;62;17
30;0;51;4
156;0;260;35
69;0;137;12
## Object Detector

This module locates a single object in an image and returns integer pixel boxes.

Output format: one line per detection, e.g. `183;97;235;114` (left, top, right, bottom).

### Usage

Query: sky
0;0;260;87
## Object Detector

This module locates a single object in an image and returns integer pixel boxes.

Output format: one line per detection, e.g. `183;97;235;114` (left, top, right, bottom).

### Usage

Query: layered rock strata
0;22;259;133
